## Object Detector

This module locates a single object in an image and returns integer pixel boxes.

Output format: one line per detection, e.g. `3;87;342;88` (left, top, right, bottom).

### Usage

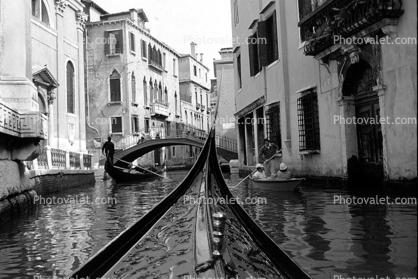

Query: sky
94;0;233;78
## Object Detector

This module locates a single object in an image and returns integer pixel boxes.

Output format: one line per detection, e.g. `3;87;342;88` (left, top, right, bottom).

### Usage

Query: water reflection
225;175;417;279
0;171;416;279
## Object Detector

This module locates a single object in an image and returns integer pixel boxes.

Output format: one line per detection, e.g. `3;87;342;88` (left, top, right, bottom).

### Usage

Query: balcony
201;105;206;112
148;60;164;73
105;48;122;57
299;0;404;57
0;103;47;139
151;101;169;118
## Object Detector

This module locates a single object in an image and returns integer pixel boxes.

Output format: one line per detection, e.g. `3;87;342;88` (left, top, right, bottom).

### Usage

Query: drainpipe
278;0;292;156
85;28;99;137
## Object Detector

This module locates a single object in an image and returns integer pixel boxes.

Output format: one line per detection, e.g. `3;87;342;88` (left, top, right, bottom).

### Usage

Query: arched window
154;80;158;101
158;82;162;101
164;87;168;104
185;110;188;124
143;77;148;105
131;72;136;103
110;70;121;102
66;62;75;113
32;0;50;26
149;79;153;101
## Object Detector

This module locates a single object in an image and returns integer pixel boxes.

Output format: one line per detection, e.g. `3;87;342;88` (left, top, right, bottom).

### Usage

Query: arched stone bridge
100;136;238;167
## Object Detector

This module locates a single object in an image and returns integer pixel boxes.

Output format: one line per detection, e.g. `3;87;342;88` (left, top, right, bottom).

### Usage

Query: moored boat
70;129;312;279
105;161;163;183
251;178;304;191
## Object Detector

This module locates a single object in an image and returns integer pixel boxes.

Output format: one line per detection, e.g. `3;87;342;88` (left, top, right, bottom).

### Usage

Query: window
66;62;75;113
194;65;197;76
195;89;198;105
163;53;166;69
265;103;281;150
248;32;261;76
199;68;201;78
205;73;208;82
111;117;122;133
141;39;147;58
175;92;178;115
32;0;50;26
143;77;148;105
131;72;136;103
297;88;320;151
129;32;135;53
234;0;239;27
131;115;139;133
110;70;121;102
173;59;177;75
105;30;123;55
265;11;278;64
164;87;168;103
172;147;176;157
237;54;242;88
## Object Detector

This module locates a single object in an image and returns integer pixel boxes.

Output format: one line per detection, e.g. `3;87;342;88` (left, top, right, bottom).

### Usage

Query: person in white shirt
276;163;291;179
252;164;267;179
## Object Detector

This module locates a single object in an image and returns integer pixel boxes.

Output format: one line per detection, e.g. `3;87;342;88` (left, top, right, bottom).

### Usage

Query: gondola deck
69;130;312;279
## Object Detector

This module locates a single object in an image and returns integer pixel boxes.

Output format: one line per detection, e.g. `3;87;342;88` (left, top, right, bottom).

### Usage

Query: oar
114;156;171;181
230;148;283;189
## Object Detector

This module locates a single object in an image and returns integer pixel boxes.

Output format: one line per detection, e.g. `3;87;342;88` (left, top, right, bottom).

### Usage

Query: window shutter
257;21;268;67
115;30;123;54
104;31;110;55
272;11;279;61
248;36;255;77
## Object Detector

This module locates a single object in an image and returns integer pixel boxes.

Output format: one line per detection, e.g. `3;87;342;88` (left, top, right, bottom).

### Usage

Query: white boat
250;178;304;191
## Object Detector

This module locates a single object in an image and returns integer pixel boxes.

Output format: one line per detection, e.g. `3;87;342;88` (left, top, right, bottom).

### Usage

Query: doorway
343;60;383;184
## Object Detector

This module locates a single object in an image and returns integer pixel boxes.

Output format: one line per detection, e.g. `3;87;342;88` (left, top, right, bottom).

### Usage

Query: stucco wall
380;1;417;179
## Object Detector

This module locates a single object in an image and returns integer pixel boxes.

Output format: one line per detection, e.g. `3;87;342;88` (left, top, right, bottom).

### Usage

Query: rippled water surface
0;171;416;279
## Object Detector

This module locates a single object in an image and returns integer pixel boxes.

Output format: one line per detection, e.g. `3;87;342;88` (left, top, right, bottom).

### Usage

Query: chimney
190;42;197;59
200;53;204;63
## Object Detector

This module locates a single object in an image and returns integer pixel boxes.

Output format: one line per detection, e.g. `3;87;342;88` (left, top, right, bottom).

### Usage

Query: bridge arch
113;137;204;167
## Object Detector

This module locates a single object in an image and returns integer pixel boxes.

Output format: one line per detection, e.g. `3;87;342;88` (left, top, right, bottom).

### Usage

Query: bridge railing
111;123;237;157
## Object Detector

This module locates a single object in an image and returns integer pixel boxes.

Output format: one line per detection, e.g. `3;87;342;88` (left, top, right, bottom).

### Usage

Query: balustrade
51;148;66;168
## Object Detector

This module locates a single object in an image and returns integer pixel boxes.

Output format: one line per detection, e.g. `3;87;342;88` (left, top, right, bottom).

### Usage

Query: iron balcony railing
298;0;404;56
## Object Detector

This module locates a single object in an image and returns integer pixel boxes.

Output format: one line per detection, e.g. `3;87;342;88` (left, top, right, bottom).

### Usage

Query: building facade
179;43;211;132
212;47;237;140
231;0;416;185
177;43;211;160
1;0;88;160
85;7;181;166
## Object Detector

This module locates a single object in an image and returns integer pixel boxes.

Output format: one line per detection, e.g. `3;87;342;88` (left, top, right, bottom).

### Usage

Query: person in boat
102;137;115;165
259;138;279;177
252;164;267;179
276;163;291;179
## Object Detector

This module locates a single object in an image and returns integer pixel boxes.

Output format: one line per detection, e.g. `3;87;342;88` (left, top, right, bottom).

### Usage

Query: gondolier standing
259;138;279;177
102;137;115;165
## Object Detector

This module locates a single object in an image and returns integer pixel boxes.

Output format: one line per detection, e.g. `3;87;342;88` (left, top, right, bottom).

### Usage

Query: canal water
0;170;416;279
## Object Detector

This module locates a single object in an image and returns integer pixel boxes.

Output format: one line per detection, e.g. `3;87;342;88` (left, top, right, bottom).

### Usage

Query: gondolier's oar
114;156;171;181
230;148;282;188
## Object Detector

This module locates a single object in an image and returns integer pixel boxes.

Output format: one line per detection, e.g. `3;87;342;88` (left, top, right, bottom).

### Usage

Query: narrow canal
0;171;416;279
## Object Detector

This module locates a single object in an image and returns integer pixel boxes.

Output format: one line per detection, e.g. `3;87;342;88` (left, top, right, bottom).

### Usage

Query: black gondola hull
104;161;162;183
